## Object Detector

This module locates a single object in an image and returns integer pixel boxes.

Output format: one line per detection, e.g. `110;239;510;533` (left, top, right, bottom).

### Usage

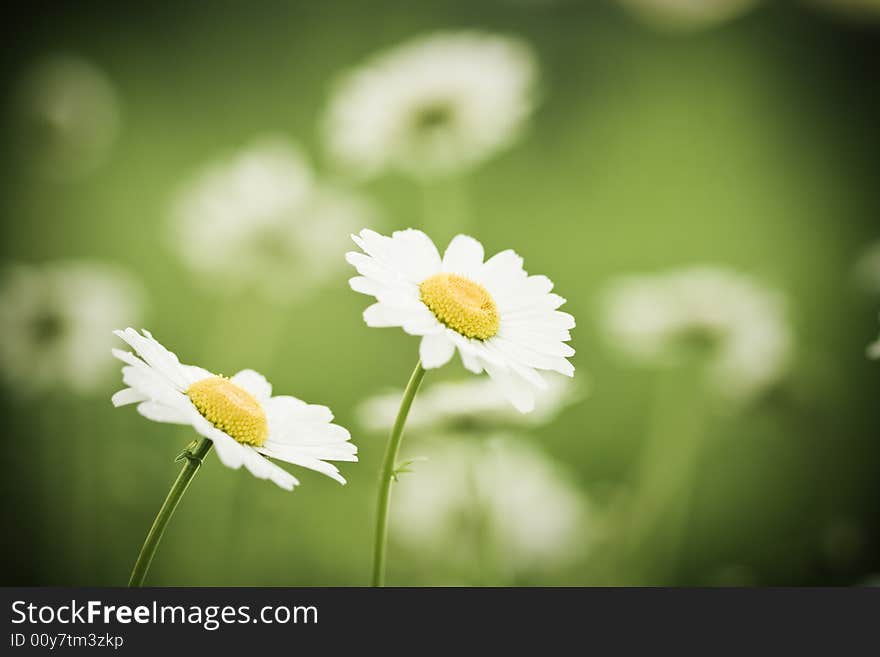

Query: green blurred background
1;0;879;586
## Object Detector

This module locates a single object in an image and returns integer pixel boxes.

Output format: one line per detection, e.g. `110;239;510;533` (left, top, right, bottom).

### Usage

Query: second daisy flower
347;229;575;412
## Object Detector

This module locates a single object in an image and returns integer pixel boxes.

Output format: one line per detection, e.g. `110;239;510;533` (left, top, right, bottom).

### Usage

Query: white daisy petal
205;428;299;491
182;365;214;384
112;348;144;367
111;387;148;407
478;249;525;286
483;362;537;413
363;302;414;327
442;235;485;277
401;307;444;336
257;443;348;484
121;364;189;409
388;229;442;282
114;328;189;391
284;442;359;461
265;396;357;449
230;369;272;400
136;401;196;425
239;448;300;491
349;275;386;296
265;395;333;424
492;337;576;376
459;347;484;374
419;332;456;369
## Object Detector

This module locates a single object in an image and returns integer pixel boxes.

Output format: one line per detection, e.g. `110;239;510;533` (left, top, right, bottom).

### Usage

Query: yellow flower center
186;376;268;447
419;272;500;340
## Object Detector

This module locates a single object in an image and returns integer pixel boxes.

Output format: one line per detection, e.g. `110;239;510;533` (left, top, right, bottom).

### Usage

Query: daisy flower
600;266;792;401
324;31;538;179
0;261;142;396
357;373;581;434
112;328;357;491
170;136;374;302
348;228;575;586
391;436;590;581
114;329;357;586
868;317;880;359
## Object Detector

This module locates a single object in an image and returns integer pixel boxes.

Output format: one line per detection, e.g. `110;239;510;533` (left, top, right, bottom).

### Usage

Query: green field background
1;0;878;586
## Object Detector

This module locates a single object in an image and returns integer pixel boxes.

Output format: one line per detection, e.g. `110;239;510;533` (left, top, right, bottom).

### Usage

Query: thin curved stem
371;360;426;587
128;438;213;587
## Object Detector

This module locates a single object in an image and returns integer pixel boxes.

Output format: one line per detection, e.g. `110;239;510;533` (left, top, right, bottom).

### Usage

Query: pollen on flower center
186;376;268;447
419;272;500;340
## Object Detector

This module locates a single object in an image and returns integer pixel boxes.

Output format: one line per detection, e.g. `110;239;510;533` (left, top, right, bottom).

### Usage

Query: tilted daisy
347;229;575;414
346;228;575;586
112;328;356;490
324;31;537;179
112;328;357;585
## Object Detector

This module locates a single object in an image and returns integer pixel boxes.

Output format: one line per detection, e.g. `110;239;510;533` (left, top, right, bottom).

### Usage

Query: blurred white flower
169;136;375;302
357;373;581;433
600;267;792;401
0;262;142;395
391;436;590;576
12;54;120;181
324;31;538;179
616;0;760;32
112;328;357;491
805;0;880;21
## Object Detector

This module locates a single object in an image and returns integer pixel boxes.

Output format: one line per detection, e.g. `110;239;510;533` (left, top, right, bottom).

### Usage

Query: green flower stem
371;360;426;587
623;366;707;584
128;437;213;587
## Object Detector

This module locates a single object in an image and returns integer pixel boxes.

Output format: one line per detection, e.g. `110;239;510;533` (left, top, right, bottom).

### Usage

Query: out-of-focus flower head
616;0;761;32
600;266;792;401
357;373;582;434
391;436;590;578
324;31;538;179
0;262;143;396
12;54;120;181
169;136;375;303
